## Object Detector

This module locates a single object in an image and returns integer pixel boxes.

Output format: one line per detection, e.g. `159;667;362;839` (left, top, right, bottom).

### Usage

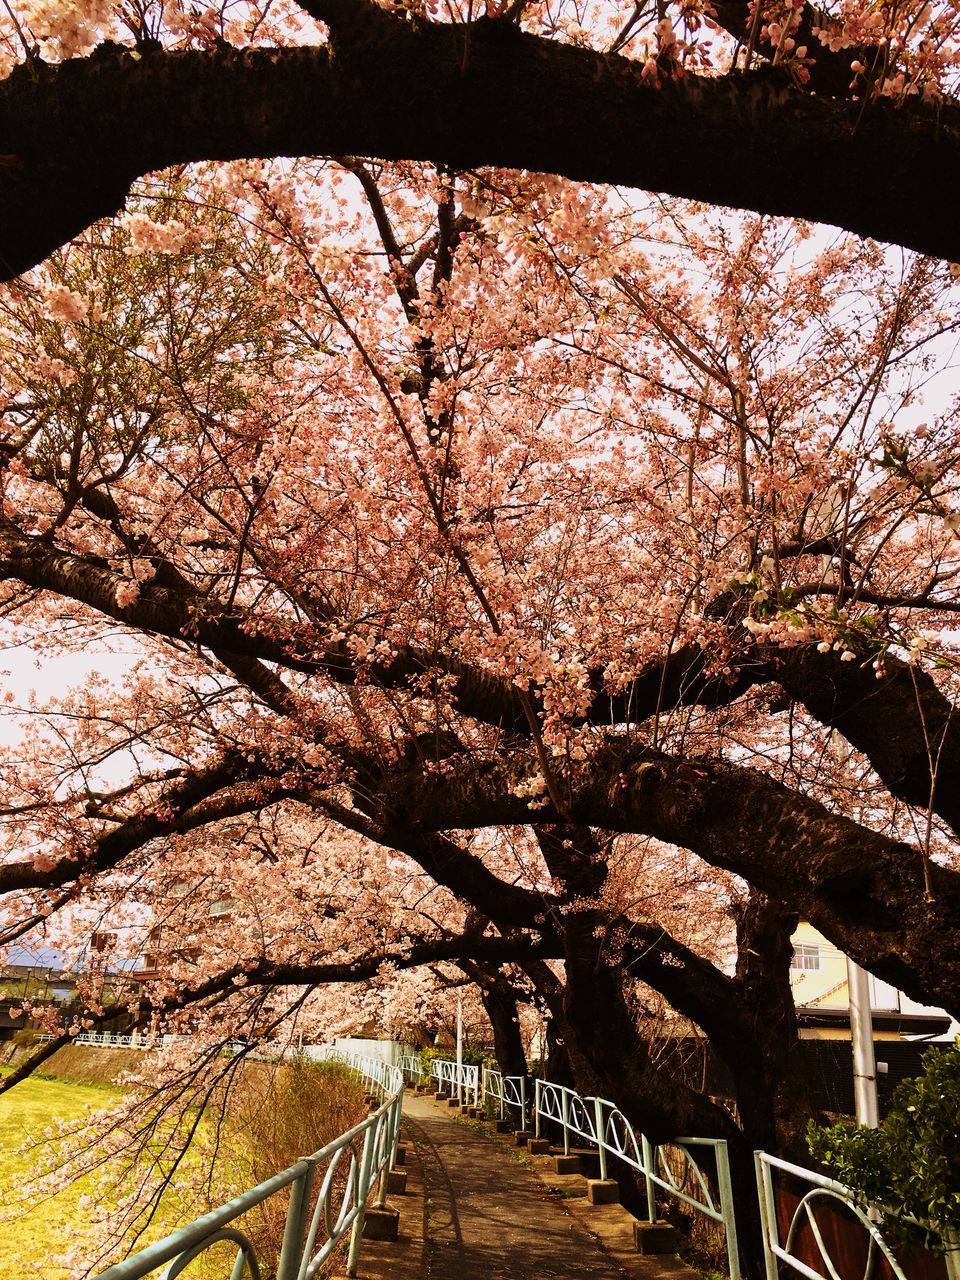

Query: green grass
0;1073;123;1279
0;1057;369;1279
0;1070;217;1279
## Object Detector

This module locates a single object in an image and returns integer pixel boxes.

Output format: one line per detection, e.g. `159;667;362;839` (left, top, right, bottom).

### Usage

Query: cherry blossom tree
2;156;960;1272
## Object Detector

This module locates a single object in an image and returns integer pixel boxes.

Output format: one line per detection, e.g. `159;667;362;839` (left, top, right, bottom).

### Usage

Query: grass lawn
0;1055;367;1278
0;1070;124;1279
0;1066;225;1279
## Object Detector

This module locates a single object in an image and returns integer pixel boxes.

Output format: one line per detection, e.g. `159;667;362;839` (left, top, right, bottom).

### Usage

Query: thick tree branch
0;13;958;277
0;926;557;1093
372;739;960;1012
0;752;277;895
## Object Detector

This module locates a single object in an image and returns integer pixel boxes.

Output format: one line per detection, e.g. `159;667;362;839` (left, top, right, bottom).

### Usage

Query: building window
791;943;821;971
209;900;234;917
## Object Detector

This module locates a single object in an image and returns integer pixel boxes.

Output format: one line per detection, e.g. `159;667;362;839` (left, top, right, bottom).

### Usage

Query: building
789;922;954;1041
788;923;954;1117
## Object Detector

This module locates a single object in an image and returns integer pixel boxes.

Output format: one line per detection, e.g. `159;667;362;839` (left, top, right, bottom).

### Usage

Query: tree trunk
481;983;528;1080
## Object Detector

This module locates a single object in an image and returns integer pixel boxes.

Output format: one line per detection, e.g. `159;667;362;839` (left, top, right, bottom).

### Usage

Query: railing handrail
753;1148;925;1280
480;1067;528;1125
533;1076;741;1280
38;1032;157;1048
94;1048;404;1280
430;1057;480;1104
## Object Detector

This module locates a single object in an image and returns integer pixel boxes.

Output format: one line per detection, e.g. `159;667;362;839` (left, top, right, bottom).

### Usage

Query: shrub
807;1043;960;1252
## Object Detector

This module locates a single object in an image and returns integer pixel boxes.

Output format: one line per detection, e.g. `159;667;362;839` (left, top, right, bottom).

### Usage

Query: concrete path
403;1094;627;1280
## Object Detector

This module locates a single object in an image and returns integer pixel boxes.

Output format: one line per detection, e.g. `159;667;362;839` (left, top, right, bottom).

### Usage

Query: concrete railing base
633;1220;680;1254
363;1206;400;1241
587;1179;620;1205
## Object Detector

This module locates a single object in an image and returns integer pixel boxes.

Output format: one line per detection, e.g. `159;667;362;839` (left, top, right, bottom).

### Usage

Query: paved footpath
403;1094;628;1280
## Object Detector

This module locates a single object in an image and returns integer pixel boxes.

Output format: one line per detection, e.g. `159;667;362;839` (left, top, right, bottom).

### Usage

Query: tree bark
0;0;958;276
377;740;960;1014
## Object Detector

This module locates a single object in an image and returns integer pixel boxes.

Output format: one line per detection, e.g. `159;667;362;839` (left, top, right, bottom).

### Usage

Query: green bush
807;1043;960;1252
416;1044;494;1079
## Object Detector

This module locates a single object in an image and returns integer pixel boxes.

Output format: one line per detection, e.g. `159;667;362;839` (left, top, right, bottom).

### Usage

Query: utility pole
456;989;464;1104
827;729;881;1130
846;957;879;1128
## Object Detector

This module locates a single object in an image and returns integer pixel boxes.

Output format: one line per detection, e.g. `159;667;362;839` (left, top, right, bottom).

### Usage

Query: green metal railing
94;1048;404;1280
756;1151;960;1280
430;1057;479;1104
481;1068;527;1127
398;1053;429;1086
534;1077;741;1280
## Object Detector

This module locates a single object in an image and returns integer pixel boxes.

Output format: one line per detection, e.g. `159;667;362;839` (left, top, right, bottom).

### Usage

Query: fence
93;1048;404;1280
481;1067;528;1126
38;1032;158;1049
534;1077;741;1280
398;1054;429;1086
756;1152;960;1280
431;1057;480;1105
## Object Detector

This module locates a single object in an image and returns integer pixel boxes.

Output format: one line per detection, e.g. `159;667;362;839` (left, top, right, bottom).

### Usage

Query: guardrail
481;1068;528;1126
94;1048;404;1280
534;1078;741;1280
38;1032;158;1049
755;1152;960;1280
398;1054;429;1086
431;1057;480;1105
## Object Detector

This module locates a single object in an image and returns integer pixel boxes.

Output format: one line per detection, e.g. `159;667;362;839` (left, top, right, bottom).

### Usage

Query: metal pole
520;1076;527;1131
641;1135;656;1222
276;1161;316;1280
456;992;463;1104
535;1079;542;1139
754;1152;780;1280
943;1229;960;1280
714;1141;741;1280
346;1126;376;1277
593;1098;608;1181
847;957;879;1128
561;1088;570;1156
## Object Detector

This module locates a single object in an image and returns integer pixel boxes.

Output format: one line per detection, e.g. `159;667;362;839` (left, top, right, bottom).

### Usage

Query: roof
796;1005;952;1036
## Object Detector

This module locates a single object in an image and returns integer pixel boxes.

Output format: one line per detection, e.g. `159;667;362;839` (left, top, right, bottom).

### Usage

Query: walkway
402;1093;629;1280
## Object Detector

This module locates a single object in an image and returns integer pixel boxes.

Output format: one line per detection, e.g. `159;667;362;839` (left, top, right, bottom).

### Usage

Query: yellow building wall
790;923;923;1041
789;921;849;1009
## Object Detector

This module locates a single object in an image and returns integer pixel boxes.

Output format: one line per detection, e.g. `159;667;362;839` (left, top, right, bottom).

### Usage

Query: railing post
376;1113;393;1208
276;1159;316;1280
593;1098;608;1181
641;1134;657;1222
943;1229;960;1280
387;1088;402;1174
754;1151;779;1280
561;1088;571;1156
520;1076;527;1130
535;1079;542;1139
346;1123;377;1278
715;1141;741;1280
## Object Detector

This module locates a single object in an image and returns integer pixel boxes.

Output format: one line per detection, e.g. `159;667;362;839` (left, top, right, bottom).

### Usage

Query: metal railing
755;1151;960;1280
94;1048;404;1280
533;1078;741;1280
39;1032;157;1049
430;1057;480;1105
398;1053;429;1086
481;1068;528;1126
